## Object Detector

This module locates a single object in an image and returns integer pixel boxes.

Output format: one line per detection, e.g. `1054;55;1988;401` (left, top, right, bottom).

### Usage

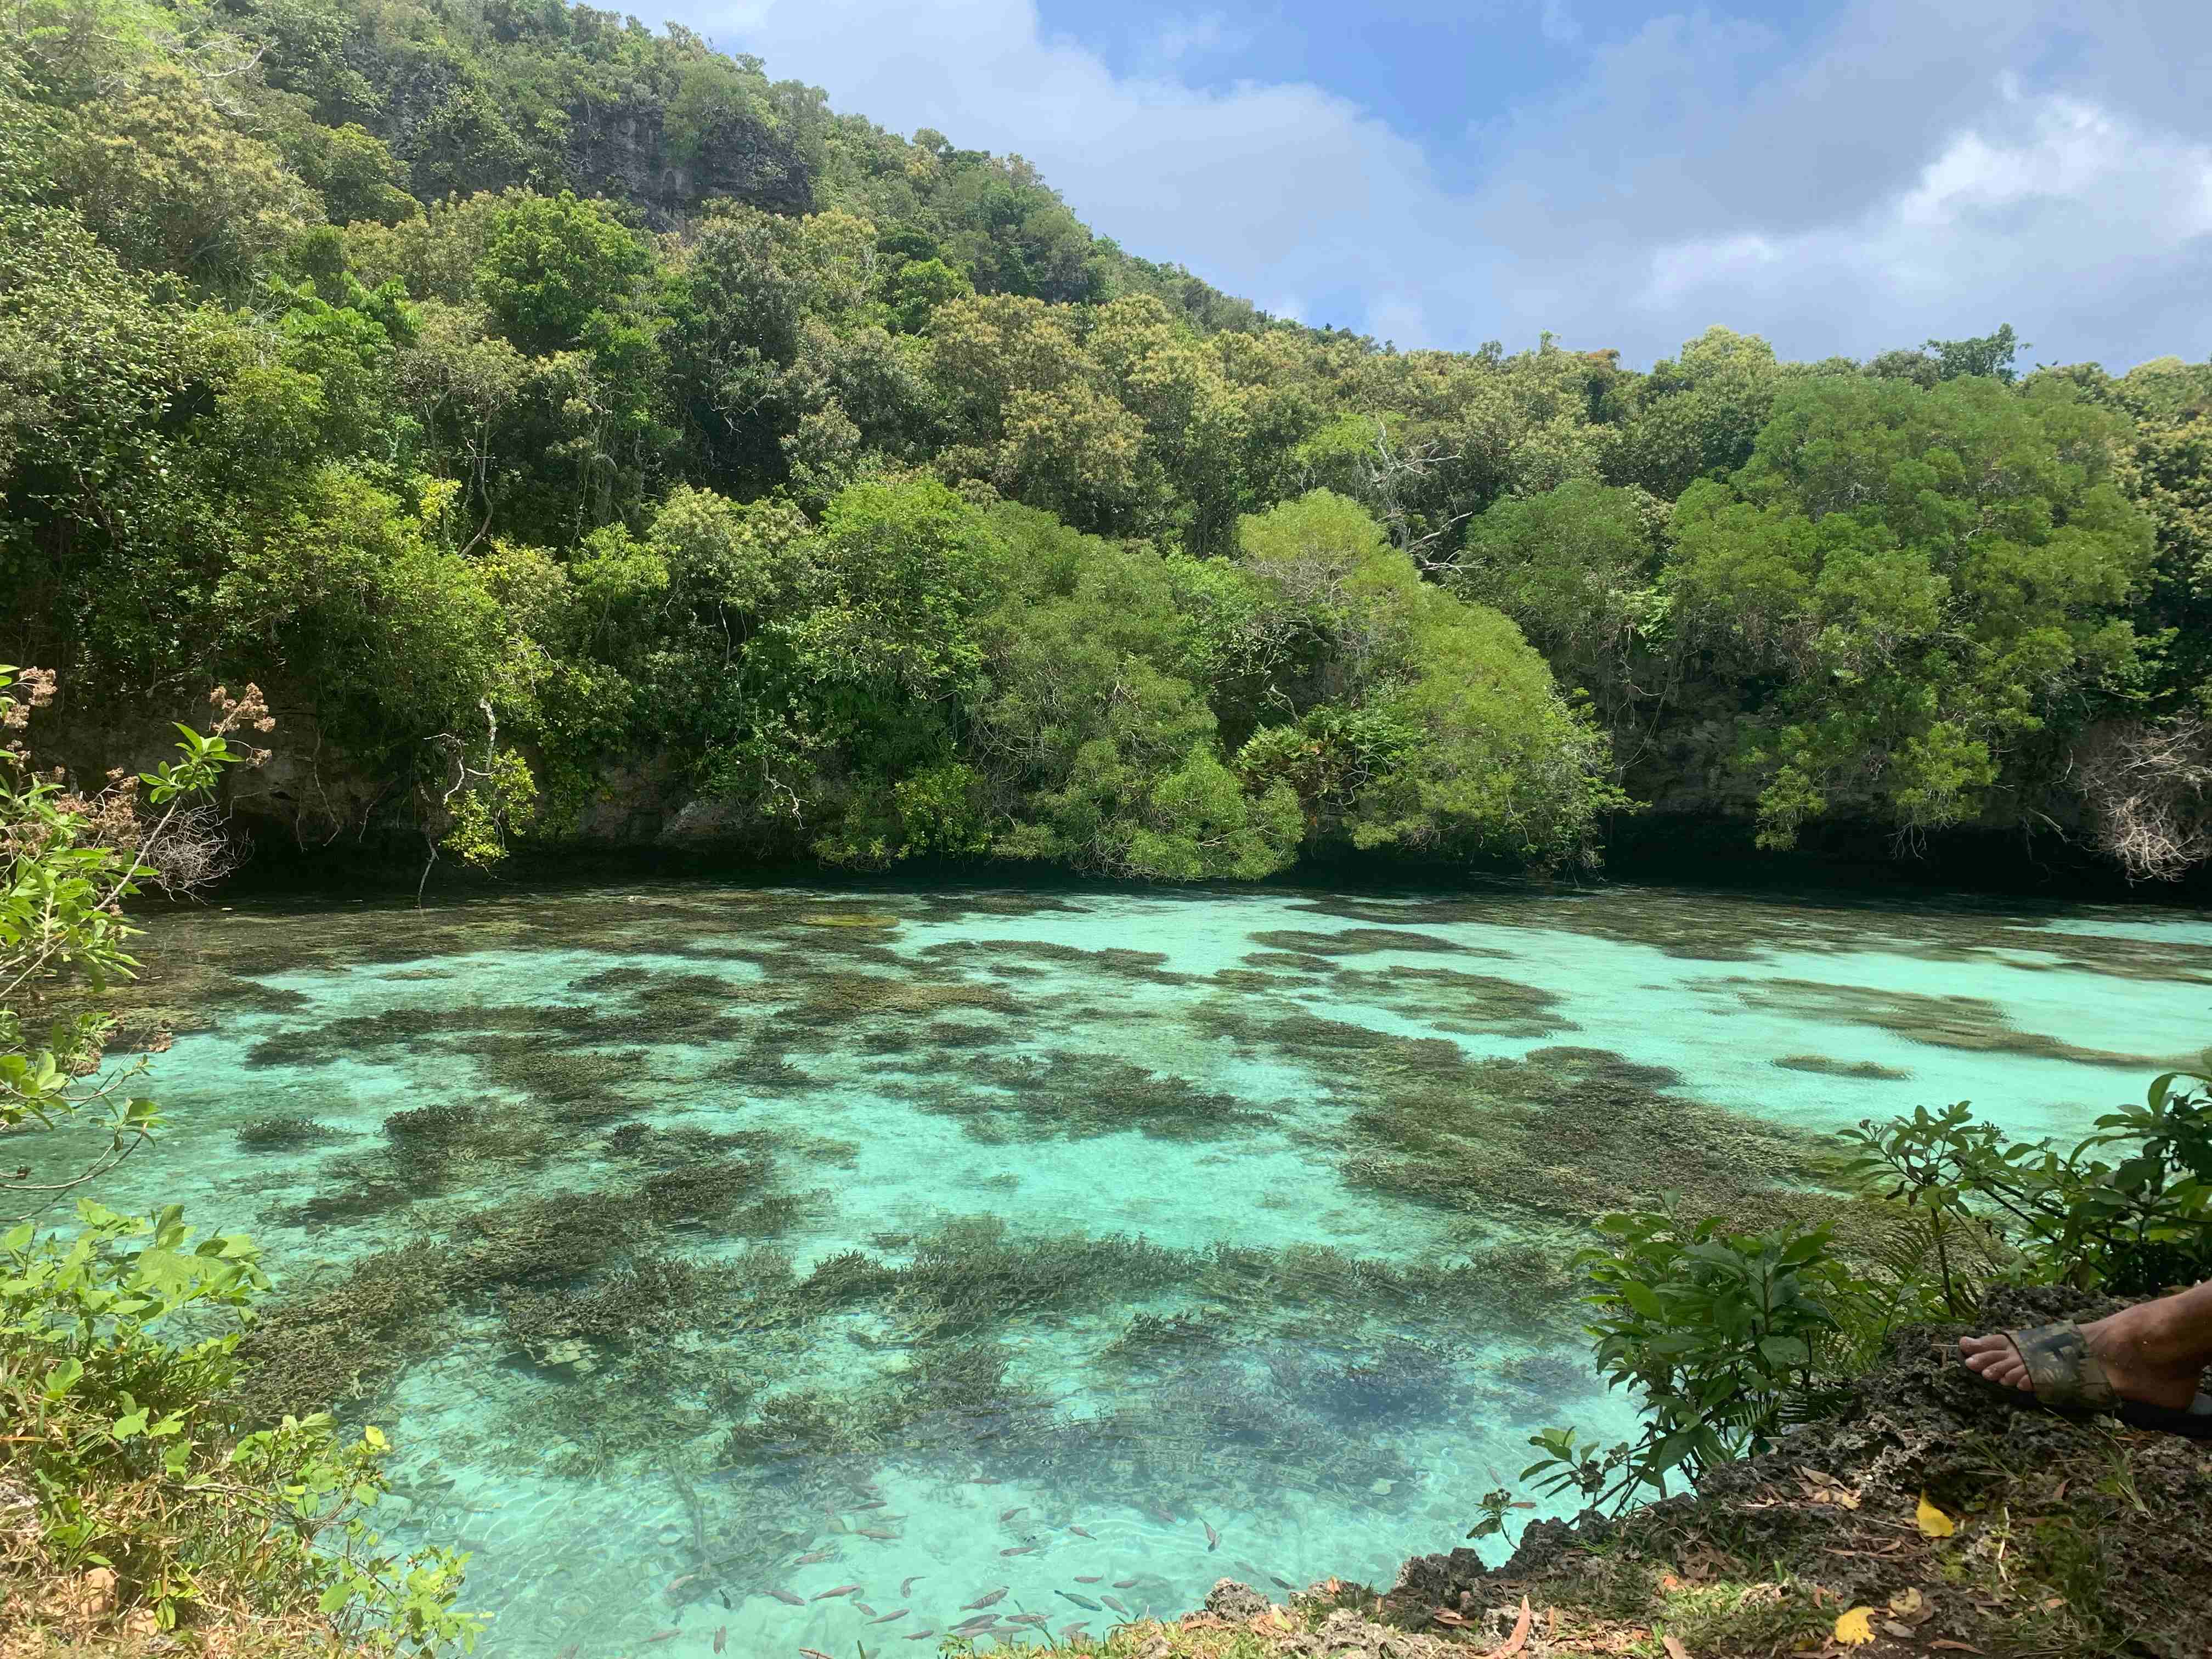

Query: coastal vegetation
3;0;2210;883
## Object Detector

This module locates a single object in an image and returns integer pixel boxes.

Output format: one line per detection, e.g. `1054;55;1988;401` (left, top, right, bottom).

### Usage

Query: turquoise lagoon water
24;879;2212;1656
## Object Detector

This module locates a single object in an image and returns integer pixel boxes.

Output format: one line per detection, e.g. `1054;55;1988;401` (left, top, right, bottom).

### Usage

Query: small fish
793;1549;837;1566
858;1528;898;1541
870;1610;909;1625
720;1591;731;1609
1059;1626;1091;1641
1006;1613;1049;1628
1066;1525;1095;1539
900;1576;926;1598
855;1603;877;1616
1057;1591;1101;1611
1269;1575;1295;1591
647;1633;679;1645
904;1632;938;1642
713;1630;727;1655
1145;1504;1176;1525
1112;1579;1138;1589
811;1584;861;1601
953;1614;998;1633
1075;1575;1103;1583
962;1587;1008;1610
1000;1545;1034;1556
853;1500;889;1511
1203;1520;1221;1552
800;1650;836;1659
667;1572;704;1596
972;1476;1002;1486
768;1589;806;1606
999;1506;1027;1523
1101;1596;1130;1616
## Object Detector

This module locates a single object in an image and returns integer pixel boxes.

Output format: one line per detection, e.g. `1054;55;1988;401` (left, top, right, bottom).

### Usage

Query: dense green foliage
3;0;2210;877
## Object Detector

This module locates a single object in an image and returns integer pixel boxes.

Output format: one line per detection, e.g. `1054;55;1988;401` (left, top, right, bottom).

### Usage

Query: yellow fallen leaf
1834;1606;1877;1646
1916;1493;1957;1537
1889;1587;1926;1617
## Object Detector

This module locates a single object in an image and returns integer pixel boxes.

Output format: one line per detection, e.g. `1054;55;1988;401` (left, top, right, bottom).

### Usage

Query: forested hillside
5;0;2210;883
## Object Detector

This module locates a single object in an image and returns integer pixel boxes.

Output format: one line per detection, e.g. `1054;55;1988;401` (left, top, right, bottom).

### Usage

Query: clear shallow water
25;879;2212;1656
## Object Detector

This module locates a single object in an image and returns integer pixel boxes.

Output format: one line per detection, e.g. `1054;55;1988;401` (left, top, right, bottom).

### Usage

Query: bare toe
1960;1334;2032;1391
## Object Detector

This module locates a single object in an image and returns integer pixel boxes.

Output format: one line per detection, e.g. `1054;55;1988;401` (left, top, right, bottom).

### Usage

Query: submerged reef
887;1051;1271;1142
1773;1054;1914;1081
1190;993;1822;1222
1725;977;2205;1069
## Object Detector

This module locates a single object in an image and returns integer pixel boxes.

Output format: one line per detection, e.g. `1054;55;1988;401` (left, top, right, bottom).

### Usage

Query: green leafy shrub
1;671;478;1649
1516;1201;1848;1514
1;1203;476;1647
1838;1071;2212;1296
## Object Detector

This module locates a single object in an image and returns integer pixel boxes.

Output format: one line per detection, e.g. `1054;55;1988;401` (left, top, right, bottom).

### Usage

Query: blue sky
679;0;2212;371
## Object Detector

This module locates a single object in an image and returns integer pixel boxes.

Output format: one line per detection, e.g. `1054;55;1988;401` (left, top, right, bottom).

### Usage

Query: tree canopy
3;0;2208;881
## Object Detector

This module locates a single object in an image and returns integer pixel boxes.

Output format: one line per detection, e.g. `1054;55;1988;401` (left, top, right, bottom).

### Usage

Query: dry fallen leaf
1658;1574;1683;1593
1663;1637;1690;1659
1833;1606;1877;1647
1916;1493;1957;1538
1889;1587;1926;1617
1929;1643;1984;1653
1883;1622;1917;1638
1487;1596;1533;1657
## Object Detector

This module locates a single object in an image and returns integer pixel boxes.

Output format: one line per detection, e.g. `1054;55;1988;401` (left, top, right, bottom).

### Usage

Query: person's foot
1960;1303;2203;1412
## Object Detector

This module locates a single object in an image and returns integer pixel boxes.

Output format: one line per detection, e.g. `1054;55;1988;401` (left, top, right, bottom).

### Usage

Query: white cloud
1538;0;1582;48
670;0;2212;369
1151;12;1251;63
1635;87;2212;346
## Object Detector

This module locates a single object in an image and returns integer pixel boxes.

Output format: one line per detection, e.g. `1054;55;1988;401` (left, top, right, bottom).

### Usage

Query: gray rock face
1202;1579;1273;1621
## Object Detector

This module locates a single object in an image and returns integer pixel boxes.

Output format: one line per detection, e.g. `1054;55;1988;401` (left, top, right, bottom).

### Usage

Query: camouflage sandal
1992;1322;2119;1412
1989;1322;2212;1440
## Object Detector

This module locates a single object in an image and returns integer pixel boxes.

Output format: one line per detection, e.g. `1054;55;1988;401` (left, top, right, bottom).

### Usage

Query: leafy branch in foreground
1839;1075;2212;1297
1;668;479;1650
2;670;272;1219
1516;1201;1848;1517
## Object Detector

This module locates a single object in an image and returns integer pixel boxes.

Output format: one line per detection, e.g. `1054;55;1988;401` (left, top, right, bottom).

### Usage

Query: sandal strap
2007;1322;2119;1411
